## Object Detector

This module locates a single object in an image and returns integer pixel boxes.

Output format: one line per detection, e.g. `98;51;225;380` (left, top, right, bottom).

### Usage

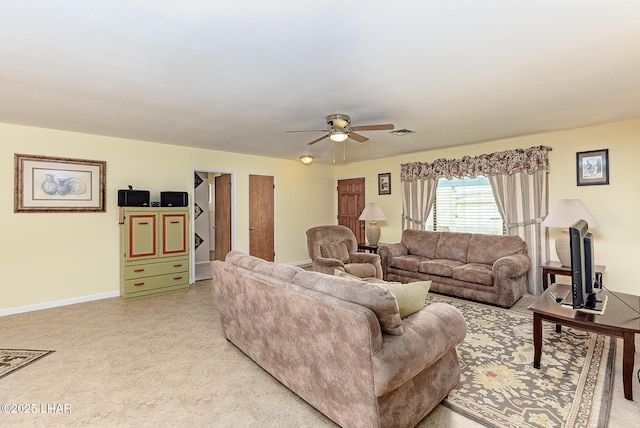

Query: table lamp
358;203;386;246
542;199;598;266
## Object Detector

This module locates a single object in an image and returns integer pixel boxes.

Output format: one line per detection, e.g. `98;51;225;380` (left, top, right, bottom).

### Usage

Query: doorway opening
192;169;234;282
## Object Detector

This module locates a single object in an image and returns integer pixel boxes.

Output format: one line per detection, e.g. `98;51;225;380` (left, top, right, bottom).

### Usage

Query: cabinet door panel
129;214;157;259
161;213;188;256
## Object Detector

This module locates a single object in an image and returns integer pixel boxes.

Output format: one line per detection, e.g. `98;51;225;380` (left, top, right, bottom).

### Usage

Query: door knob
249;227;255;230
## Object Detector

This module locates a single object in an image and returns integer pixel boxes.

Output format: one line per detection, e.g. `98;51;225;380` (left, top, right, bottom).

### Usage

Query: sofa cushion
254;261;304;281
320;241;351;263
379;281;431;318
466;234;526;265
401;229;440;258
344;263;377;278
390;255;425;272
419;259;464;277
225;250;264;270
434;232;471;262
335;270;429;319
451;263;494;286
293;270;404;335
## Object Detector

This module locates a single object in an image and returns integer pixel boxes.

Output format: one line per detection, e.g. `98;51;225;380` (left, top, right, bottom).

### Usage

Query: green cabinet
120;208;190;301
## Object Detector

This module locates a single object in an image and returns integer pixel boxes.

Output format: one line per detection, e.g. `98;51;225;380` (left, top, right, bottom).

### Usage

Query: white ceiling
1;1;640;165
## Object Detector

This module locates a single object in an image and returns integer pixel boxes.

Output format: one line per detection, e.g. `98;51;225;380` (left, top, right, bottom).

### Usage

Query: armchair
306;225;383;279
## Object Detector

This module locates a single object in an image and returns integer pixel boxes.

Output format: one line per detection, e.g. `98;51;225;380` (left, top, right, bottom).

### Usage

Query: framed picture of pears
14;153;106;213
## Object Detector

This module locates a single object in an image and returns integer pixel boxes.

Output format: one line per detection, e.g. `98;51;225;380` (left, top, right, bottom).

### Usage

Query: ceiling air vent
390;128;415;136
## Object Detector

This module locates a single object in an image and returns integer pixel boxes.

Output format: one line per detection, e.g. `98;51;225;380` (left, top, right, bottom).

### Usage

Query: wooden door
249;174;275;261
214;174;232;261
337;178;365;243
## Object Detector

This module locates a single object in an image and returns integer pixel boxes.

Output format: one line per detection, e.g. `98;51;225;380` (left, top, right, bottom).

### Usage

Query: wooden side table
540;260;606;290
357;243;379;254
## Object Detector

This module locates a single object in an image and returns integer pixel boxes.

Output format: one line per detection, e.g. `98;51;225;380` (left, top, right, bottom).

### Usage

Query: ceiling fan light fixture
299;155;314;165
329;132;349;142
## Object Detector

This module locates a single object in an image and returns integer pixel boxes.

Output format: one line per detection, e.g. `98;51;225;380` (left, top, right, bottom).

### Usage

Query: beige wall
336;118;640;296
2;118;639;313
1;123;336;312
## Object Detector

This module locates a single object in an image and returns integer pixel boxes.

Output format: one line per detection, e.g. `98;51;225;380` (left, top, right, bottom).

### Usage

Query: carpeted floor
0;281;637;427
427;294;614;428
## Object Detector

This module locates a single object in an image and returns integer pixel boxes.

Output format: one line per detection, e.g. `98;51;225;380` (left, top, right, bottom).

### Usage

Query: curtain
401;145;551;294
488;169;549;294
401;178;437;230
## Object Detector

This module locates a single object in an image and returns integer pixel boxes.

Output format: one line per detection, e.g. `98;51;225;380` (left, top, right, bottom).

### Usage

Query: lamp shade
329;132;349;142
359;203;386;221
542;198;598;266
542;199;599;229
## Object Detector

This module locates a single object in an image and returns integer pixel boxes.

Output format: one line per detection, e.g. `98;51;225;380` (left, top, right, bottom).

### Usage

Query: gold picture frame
14;154;106;213
576;149;609;186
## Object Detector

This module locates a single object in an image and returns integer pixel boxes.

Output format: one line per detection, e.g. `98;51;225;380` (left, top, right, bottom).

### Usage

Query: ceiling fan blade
349;132;369;143
351;124;395;132
307;134;330;146
285;129;326;133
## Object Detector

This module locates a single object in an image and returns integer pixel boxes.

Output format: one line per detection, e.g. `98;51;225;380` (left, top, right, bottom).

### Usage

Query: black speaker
118;189;150;207
161;191;188;207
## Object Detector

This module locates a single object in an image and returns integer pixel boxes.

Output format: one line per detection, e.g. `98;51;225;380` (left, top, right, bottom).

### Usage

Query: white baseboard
0;291;120;317
290;259;311;267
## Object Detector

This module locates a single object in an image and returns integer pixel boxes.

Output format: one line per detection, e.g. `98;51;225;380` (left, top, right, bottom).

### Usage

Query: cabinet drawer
124;259;188;279
124;272;189;294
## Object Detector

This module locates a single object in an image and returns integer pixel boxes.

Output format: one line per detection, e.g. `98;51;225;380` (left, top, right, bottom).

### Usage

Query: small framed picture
14;154;107;213
576;149;609;186
378;173;391;195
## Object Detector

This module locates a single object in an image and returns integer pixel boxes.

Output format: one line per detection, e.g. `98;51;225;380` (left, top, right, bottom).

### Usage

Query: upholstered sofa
306;225;383;279
379;230;530;308
212;251;467;428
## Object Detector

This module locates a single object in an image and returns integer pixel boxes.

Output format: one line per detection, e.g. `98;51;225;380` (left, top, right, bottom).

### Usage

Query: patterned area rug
427;294;615;428
0;349;55;379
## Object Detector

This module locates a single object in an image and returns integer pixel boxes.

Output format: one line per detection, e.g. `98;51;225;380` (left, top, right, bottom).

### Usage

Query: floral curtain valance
401;145;552;182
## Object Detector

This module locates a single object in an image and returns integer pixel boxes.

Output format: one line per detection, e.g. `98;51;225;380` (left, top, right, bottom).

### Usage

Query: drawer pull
139;222;149;225
170;221;180;224
173;276;183;280
134;269;145;272
134;282;145;287
173;264;183;267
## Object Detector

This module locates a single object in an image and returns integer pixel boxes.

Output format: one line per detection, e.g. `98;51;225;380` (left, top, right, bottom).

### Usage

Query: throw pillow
335;269;429;318
379;281;431;318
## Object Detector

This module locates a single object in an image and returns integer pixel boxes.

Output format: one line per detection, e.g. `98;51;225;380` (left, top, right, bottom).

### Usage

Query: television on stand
560;219;607;314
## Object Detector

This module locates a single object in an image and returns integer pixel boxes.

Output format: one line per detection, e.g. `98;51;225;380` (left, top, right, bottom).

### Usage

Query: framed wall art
576;149;609;186
14;154;106;213
378;172;391;195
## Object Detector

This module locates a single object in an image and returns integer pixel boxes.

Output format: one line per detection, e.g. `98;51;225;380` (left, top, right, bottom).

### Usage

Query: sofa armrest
349;252;383;278
377;243;408;280
312;257;345;275
492;253;531;307
493;253;530;279
372;302;467;396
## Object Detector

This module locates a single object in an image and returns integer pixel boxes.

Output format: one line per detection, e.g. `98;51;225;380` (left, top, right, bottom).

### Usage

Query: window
426;176;504;235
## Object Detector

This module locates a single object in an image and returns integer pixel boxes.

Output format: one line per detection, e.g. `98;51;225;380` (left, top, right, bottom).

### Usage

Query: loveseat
212;251;467;428
379;229;530;308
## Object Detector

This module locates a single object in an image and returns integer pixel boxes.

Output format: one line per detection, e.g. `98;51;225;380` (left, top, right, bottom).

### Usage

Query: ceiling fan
287;114;394;146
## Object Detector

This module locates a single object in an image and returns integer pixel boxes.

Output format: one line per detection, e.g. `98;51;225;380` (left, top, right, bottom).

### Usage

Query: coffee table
528;283;640;400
